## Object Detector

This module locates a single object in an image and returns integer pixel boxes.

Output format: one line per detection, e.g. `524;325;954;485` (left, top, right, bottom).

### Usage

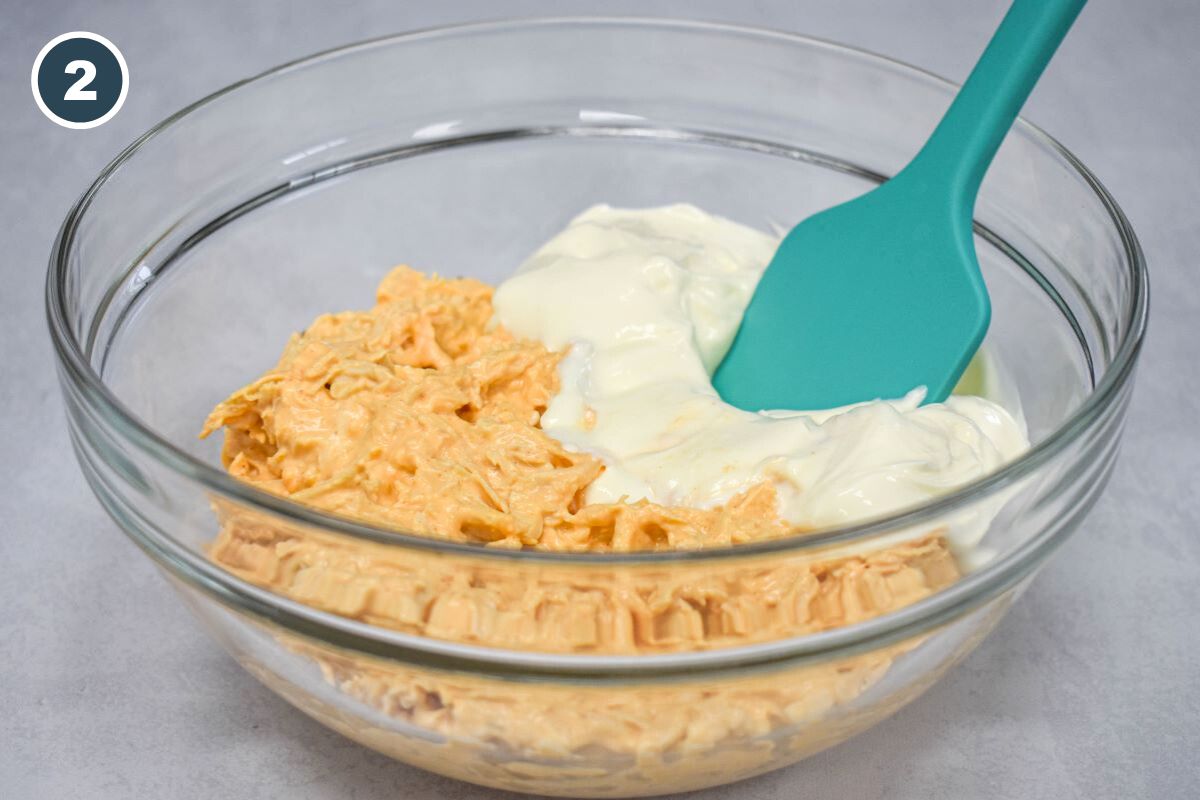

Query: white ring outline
31;31;129;130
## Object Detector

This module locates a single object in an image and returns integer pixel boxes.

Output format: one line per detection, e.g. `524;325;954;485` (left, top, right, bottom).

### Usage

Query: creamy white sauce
493;204;1029;559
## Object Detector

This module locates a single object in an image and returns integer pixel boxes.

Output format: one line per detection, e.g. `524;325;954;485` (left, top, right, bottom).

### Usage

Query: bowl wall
175;570;1021;797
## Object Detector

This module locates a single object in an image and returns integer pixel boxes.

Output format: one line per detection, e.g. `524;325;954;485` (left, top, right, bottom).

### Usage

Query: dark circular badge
32;32;128;129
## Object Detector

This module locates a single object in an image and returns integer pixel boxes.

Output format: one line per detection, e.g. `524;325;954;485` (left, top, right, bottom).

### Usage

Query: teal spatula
713;0;1086;410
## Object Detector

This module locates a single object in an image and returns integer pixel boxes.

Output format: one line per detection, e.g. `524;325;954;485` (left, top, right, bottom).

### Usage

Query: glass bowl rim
46;17;1148;671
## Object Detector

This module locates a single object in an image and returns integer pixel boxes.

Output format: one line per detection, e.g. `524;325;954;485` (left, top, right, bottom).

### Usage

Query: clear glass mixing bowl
47;18;1147;798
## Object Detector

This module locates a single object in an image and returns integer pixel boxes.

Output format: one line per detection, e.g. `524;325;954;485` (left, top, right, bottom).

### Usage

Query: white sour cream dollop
493;204;1028;561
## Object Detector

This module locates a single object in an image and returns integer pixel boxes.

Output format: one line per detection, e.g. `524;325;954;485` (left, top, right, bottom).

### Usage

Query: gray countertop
2;1;1197;797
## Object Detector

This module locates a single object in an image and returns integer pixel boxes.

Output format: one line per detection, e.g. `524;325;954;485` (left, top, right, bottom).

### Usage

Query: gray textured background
2;1;1197;798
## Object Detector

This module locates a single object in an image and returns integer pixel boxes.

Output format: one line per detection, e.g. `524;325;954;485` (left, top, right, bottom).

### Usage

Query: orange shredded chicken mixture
202;266;789;551
198;266;964;792
201;267;959;651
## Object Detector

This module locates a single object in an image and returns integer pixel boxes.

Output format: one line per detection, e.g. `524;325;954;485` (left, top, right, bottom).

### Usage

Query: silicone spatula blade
713;0;1086;410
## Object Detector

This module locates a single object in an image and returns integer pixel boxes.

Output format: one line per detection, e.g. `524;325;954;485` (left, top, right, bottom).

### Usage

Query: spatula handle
905;0;1086;212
